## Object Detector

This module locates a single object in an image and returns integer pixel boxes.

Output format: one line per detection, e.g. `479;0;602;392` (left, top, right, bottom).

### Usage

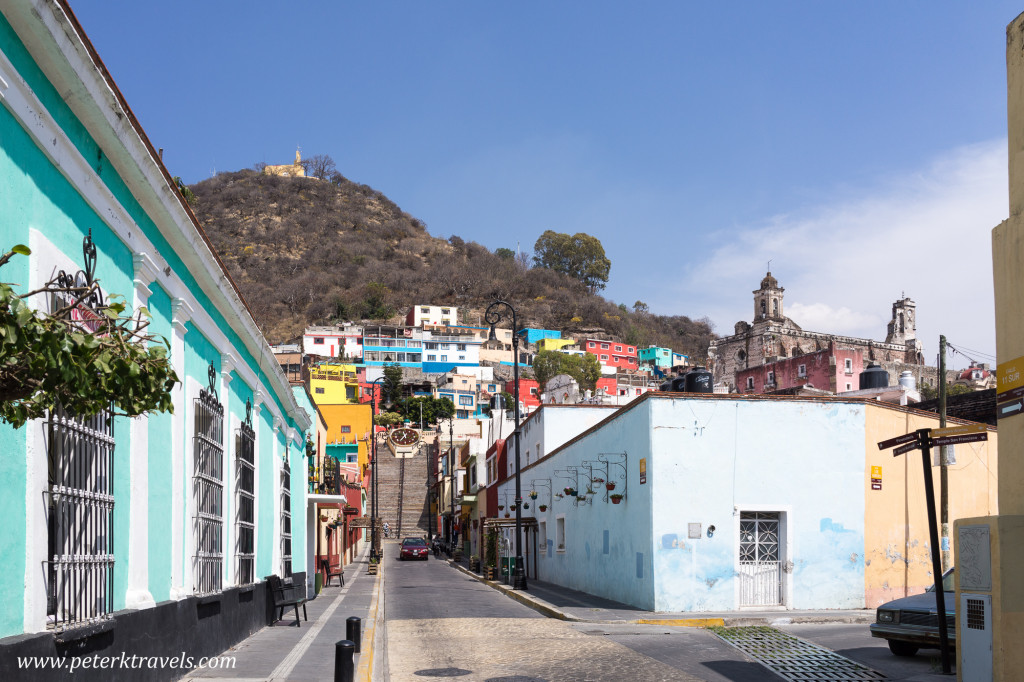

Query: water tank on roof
859;362;889;390
898;370;916;391
683;366;714;393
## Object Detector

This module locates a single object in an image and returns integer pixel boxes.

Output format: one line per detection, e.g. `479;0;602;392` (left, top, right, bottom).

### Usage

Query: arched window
773;299;779;317
760;299;766;317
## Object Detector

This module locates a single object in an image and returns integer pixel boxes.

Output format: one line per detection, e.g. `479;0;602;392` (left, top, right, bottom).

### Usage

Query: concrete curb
448;560;875;628
357;560;382;682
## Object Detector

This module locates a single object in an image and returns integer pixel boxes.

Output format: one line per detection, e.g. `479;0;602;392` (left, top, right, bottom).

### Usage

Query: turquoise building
0;1;311;673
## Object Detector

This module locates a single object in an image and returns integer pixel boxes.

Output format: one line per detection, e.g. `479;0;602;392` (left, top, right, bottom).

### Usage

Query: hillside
189;169;714;360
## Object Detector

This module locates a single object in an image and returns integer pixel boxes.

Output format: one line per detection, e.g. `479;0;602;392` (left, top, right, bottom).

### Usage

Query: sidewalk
447;558;874;626
183;546;381;682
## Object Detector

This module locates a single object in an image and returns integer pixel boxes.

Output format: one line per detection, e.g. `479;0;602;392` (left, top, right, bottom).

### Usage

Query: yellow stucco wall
309;363;360;405
320;403;373;476
536;338;576;352
864;403;997;608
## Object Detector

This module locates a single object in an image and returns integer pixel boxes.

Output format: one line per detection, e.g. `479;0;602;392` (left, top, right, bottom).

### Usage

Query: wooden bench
324;557;344;587
266;572;308;626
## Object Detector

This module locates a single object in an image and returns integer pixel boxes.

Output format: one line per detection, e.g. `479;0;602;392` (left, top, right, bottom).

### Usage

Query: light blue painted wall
257;404;275;579
649;398;866;611
505;403;656;610
147;283;174;602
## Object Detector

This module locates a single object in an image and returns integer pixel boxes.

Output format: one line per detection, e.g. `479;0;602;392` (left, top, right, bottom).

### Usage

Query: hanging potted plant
497;505;504;511
564;487;574;496
510;503;517;511
606;481;616;491
319;514;329;523
577;495;587;502
504;512;511;518
554;493;563;500
592;477;604;484
523;502;530;510
538;504;548;512
529;490;538;500
610;493;624;504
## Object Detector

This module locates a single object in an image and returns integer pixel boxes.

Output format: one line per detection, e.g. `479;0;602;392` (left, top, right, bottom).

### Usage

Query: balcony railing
309;454;343;496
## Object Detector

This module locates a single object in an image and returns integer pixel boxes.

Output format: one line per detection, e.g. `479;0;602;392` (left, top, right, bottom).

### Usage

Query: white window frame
556;515;566;552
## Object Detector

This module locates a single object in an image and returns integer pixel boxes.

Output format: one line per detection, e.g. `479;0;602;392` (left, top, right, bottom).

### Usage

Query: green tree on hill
532;230;611;291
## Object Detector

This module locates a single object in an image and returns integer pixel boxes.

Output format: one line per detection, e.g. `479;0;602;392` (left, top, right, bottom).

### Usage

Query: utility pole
938;335;950;571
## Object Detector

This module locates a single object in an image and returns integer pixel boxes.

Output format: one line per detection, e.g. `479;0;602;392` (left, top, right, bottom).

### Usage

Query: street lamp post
485;299;527;590
368;376;385;561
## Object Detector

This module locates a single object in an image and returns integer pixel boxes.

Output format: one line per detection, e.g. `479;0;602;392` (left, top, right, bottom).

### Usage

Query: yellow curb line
357;563;382;682
635;618;725;627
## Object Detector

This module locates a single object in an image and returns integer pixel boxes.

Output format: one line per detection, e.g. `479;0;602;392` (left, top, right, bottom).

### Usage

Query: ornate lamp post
368;376;385;561
485;299;527;590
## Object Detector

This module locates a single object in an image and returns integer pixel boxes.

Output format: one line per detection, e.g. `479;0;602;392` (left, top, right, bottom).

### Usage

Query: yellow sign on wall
997;354;1024;395
871;466;882;479
639;457;647;484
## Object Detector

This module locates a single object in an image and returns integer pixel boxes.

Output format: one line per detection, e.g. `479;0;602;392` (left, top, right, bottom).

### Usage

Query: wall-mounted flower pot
538;505;548;512
610;495;623;504
606;482;616;491
498;505;504;511
510;504;517;511
529;492;538;500
523;503;530;510
504;513;511;518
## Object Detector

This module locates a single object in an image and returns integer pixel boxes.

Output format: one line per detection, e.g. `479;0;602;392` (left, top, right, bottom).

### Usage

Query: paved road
380;544;954;681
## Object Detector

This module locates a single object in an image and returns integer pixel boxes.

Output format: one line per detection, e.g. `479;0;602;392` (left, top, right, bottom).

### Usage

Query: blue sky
71;1;1019;369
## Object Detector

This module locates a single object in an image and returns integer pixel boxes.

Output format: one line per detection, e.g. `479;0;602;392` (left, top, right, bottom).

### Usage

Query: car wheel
888;640;919;657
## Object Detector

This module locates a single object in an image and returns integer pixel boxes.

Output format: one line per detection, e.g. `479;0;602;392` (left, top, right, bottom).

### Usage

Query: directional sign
932;432;988;447
878;433;918;450
894;441;919;456
931;423;987;439
997;385;1024;404
999;398;1024;420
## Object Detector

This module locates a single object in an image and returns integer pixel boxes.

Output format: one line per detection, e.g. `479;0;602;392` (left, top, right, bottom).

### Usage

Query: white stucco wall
649;397;866;611
504;395;869;613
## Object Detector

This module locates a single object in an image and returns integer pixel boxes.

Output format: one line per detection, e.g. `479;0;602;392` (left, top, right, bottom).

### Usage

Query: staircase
375;440;431;538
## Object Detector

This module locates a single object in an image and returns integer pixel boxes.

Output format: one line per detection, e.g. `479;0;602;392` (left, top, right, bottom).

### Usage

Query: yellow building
536;337;577;353
319;403;373;480
863;404;997;608
309;363;361;404
263;148;306;178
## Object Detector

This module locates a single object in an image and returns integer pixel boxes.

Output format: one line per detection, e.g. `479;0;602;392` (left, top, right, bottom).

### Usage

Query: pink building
735;341;866;394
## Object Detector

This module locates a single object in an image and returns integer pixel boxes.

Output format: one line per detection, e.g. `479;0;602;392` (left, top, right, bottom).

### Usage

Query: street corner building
497;392;997;613
0;1;313;678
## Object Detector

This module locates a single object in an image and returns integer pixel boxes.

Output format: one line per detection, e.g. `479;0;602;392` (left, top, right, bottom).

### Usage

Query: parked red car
399;537;429;561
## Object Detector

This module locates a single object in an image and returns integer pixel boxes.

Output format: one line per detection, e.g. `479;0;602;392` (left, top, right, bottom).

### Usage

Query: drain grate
710;626;887;681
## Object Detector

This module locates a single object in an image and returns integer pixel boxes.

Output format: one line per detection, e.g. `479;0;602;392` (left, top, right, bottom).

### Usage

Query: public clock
389;427;420;447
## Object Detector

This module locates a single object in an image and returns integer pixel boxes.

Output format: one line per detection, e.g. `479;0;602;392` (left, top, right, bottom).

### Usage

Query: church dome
760;272;779;289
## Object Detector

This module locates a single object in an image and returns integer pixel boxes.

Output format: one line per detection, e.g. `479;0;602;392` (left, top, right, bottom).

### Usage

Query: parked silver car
869;568;956;656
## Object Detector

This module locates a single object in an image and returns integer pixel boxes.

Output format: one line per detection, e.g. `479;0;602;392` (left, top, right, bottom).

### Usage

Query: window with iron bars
193;364;225;595
281;460;292;578
46;404;116;632
235;401;256;585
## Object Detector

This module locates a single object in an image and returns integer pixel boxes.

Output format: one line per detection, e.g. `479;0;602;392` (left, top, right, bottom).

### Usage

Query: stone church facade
708;273;932;393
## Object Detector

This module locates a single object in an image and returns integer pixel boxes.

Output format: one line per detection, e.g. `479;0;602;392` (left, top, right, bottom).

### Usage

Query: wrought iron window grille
281;458;292;578
44;231;115;632
235;398;256;585
193;362;225;595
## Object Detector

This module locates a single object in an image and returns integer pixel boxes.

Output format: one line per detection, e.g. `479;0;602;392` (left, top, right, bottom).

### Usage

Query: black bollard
346;616;362;653
334;639;355;682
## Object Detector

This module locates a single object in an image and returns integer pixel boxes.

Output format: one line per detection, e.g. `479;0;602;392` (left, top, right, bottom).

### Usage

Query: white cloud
655;139;1007;369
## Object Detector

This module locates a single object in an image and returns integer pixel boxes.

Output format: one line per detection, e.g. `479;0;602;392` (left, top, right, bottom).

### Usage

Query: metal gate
738;512;782;606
